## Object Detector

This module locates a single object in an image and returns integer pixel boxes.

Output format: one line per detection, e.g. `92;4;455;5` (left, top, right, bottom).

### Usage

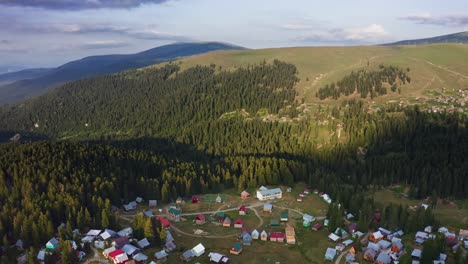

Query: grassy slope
154;44;468;104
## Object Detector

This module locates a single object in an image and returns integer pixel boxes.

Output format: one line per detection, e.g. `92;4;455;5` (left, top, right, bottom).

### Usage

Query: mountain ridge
0;41;244;105
382;31;468;46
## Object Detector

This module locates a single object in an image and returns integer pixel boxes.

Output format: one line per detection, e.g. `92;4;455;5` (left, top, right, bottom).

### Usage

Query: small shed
176;197;184;204
239;205;247;215
46;238;59;250
241;191;250;199
135;197;143;203
192;196;199;203
260;230;268;241
313;223;323;231
149;200;157;207
280;212;288;222
251;229;259;240
223;217;231;227
242;232;252;245
192;243;205;257
215;195;223;203
230;242;242;255
181;250;195;262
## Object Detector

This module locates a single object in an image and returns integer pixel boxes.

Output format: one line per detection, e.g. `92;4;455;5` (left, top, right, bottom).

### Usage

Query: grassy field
373;188;468;229
150;44;468;105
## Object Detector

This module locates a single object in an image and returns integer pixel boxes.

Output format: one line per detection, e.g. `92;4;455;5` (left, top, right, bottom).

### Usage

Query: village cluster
31;185;468;264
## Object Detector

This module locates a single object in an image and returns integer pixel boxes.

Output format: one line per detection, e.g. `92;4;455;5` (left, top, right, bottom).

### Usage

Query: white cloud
401;13;468;27
294;24;389;44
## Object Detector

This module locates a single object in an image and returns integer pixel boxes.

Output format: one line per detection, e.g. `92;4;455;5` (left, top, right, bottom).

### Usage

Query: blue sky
0;0;467;70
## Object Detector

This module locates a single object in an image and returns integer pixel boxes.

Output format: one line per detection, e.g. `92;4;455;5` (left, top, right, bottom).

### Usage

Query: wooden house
223;217;231;227
270;218;280;227
270;232;285;243
176;197;184;204
391;241;403;254
216;212;225;223
376;253;391;264
195;214;206;225
369;231;384;243
230;242;242;255
296;197;303;202
263;203;273;213
260;230;268;241
242;232;252;245
234;219;244;229
285;225;296;244
239;205;247;215
312;223;323;231
216;195;223;203
280;212;288;222
363;248;377;261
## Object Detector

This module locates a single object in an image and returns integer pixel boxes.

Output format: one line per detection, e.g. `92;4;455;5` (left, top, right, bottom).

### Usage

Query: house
321;193;332;204
166;230;174;242
100;229;117;240
103;246;117;258
286;187;292;192
256;186;282;201
280;212;288;222
363;248;377;261
352;231;364;238
299;192;306;197
230;242;242;255
223;217;231;227
164;241;177;253
378;239;392;250
136;197;143;203
270;232;285;242
335;243;345;252
117;227;133;237
137;238;150;249
209;252;230;264
304;188;310;194
239;206;247;215
192;196;199;203
133;253;148;262
112;237;129;248
216;195;223;203
95;240;105;249
328;233;340;242
378;227;391;237
270;218;280;227
369;231;384;243
176;197;184;204
412;249;422;259
108;249;129;264
195;214;206;225
234;219;244;228
149;200;157;207
167;208;181;222
46;237;59;250
192;243;206;257
181;250;195;262
312;223;323;231
459;229;468;240
144;210;154;218
334;228;348;239
342;239;353;246
376;253;392;264
285;225;296;244
303;214;315;223
464;240;468;249
122;244;140;256
367;242;381;252
155;250;168;261
348;223;358;233
241;191;251;199
345;253;355;263
346;213;354;220
37;250;45;262
251;229;259;240
124;201;137;211
324;247;337;261
82;236;94;243
425;226;433;233
260;230;268;241
263;203;273;213
391;241;404;253
324;219;329;227
168;202;179;209
415;231;429;241
242;232;252;245
296;197;303;202
438;227;449;234
157;216;171;228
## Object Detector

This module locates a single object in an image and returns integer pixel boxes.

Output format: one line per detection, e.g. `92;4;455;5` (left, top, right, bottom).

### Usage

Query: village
28;184;468;264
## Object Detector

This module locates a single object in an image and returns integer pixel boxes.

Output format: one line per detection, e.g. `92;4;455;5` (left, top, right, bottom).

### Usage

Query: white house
192;243;205;257
256;186;282;201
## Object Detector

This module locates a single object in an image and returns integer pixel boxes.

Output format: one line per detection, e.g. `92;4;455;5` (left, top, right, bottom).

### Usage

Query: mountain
383;31;468;46
0;42;244;105
0;68;52;86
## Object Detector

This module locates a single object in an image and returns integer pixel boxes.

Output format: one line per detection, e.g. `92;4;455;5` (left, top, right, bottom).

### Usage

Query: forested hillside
0;59;467;260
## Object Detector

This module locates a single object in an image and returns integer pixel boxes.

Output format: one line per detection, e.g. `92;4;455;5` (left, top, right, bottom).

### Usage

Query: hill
0;68;52;86
383;31;468;46
0;42;244;105
156;44;468;104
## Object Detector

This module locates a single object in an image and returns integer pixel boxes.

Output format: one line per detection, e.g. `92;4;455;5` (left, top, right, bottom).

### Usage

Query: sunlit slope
162;44;468;103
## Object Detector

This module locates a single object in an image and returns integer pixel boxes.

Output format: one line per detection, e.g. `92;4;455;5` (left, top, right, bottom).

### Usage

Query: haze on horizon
0;0;467;71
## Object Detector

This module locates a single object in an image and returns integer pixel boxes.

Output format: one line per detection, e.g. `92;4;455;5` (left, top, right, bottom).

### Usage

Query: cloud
401;13;468;27
0;40;10;44
294;24;389;44
79;40;129;49
0;0;171;10
281;24;316;30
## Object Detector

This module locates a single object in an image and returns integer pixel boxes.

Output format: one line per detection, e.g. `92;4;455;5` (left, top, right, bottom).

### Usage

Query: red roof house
157;216;171;228
234;219;244;229
108;249;128;264
192;196;199;203
239;206;247;215
241;191;250;199
195;214;206;225
270;232;285;242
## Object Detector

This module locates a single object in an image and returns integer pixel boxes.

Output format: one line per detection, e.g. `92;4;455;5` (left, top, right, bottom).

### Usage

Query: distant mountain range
0;42;244;105
383;31;468;46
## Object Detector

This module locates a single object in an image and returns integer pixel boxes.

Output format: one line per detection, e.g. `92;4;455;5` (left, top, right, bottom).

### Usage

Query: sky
0;0;467;71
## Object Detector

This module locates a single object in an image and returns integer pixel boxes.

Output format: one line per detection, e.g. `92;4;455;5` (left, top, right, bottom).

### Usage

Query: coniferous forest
0;61;467;260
